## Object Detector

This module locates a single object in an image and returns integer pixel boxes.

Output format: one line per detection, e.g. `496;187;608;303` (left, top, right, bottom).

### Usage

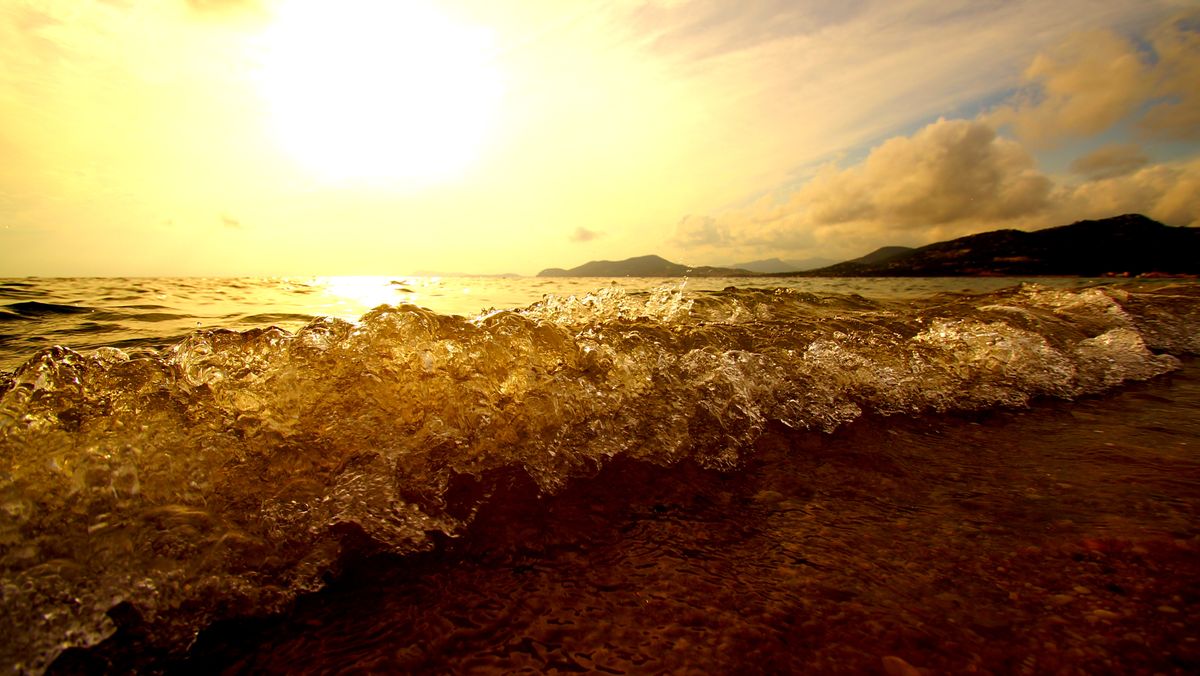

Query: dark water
2;278;1199;673
182;369;1200;675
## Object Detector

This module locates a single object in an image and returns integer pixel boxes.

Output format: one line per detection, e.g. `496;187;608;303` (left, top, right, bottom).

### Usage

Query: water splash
1;283;1198;671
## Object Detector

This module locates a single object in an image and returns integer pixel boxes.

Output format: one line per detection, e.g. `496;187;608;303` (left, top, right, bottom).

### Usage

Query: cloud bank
1069;144;1149;180
675;13;1200;262
988;13;1199;146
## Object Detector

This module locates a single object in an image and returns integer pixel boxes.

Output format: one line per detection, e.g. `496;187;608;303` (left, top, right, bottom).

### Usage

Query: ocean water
1;276;1199;673
0;275;1129;372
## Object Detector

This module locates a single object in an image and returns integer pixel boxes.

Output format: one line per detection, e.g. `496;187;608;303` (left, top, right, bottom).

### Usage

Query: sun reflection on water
321;276;427;313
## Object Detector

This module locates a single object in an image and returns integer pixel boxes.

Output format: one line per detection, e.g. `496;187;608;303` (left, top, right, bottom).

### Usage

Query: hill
537;254;755;278
847;246;915;266
723;257;836;273
795;214;1199;277
537;215;1197;279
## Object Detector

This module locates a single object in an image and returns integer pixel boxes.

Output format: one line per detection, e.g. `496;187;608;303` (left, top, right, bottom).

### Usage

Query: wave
0;284;43;301
237;312;321;324
1;283;1198;671
87;312;191;324
3;301;95;317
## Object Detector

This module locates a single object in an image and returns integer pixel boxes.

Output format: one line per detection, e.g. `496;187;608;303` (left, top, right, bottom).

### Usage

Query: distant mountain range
845;246;916;267
720;257;836;273
536;214;1199;278
538;254;756;278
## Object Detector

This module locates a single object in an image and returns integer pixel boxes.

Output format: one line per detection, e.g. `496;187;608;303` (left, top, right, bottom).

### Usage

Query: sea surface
1;276;1199;673
0;276;1136;373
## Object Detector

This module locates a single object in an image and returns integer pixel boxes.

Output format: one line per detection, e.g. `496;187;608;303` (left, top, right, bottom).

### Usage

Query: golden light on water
255;0;504;186
318;276;418;316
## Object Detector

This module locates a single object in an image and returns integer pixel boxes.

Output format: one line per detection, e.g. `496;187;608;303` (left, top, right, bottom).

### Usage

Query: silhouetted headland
538;215;1199;278
793;214;1200;277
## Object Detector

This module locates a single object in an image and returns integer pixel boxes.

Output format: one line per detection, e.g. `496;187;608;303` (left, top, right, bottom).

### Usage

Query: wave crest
1;283;1198;671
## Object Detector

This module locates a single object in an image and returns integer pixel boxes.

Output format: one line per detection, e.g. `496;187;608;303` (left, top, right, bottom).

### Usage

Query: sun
256;0;504;185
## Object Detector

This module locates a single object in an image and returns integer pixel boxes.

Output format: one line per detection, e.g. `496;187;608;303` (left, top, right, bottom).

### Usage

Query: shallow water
2;277;1199;673
58;362;1200;674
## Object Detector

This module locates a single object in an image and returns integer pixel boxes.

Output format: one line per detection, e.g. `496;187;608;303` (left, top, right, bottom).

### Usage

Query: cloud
668;13;1198;263
1138;11;1200;140
569;226;603;243
674;116;1199;261
672;118;1055;259
183;0;267;24
1057;157;1200;227
1068;143;1149;180
627;0;867;62
560;0;1170;222
798;119;1053;228
185;0;259;13
988;12;1200;146
988;30;1151;146
674;214;726;247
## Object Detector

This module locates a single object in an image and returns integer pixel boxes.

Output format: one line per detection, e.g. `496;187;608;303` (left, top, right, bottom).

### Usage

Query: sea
1;276;1198;674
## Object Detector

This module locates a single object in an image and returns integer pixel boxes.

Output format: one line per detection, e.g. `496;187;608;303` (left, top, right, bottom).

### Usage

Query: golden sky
1;0;1197;275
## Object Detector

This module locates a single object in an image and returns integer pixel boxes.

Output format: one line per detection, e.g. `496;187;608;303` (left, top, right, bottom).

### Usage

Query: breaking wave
1;282;1199;671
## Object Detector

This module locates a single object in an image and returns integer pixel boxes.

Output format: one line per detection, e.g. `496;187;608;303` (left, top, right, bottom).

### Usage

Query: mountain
796;214;1199;277
846;246;915;266
723;257;836;273
537;254;755;278
538;215;1197;279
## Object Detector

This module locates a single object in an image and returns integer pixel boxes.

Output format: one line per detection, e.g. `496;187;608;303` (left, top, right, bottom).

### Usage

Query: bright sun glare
257;0;503;185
